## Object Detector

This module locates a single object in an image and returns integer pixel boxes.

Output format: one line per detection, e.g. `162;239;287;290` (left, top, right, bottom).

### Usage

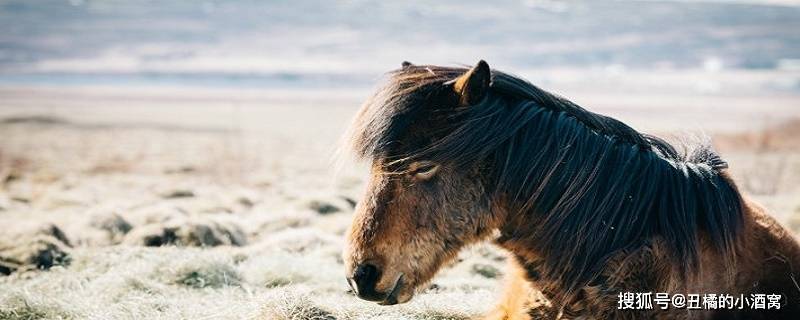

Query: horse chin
379;251;457;305
394;288;415;304
377;273;414;305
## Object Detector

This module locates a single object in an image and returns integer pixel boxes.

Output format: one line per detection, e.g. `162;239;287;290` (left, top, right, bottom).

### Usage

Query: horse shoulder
735;197;800;318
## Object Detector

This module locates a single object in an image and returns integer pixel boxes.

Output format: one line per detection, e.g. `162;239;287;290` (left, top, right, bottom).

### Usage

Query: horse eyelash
411;164;437;174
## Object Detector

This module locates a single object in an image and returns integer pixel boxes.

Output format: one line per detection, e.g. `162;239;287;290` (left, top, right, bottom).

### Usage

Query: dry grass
713;118;798;194
0;119;502;319
714;118;800;153
711;118;800;222
0;111;798;319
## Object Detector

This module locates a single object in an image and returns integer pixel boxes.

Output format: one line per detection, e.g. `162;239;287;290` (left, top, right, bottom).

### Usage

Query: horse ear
401;61;413;69
451;60;491;106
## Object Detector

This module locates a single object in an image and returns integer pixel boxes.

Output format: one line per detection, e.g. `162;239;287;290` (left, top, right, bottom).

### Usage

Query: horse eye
409;161;440;181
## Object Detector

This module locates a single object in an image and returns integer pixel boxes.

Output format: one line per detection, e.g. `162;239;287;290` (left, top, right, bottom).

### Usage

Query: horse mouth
378;274;404;305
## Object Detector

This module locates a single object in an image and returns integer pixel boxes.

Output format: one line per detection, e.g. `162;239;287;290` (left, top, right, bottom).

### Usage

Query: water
0;0;799;89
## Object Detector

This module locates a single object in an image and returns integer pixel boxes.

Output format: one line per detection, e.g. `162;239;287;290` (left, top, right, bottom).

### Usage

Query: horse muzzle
347;263;406;305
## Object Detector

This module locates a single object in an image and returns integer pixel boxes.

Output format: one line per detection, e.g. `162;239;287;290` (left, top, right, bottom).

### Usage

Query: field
0;80;798;320
1;0;799;318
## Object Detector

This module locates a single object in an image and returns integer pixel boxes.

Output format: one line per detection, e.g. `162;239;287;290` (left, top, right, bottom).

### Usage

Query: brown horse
341;60;800;319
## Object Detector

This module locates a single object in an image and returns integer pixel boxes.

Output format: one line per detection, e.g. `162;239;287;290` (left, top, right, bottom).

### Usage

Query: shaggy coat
342;61;800;319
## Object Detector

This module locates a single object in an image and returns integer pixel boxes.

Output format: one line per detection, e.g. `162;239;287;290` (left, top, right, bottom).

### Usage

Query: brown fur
342;61;800;318
489;193;800;319
343;161;505;303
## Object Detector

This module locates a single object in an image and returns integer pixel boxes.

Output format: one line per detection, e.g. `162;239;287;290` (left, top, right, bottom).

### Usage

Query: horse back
726;197;800;319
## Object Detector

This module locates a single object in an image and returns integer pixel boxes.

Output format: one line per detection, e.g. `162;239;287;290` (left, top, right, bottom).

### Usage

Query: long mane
347;65;744;294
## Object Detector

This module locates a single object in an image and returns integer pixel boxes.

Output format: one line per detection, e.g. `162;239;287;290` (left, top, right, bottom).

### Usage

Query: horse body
491;195;800;319
342;61;800;319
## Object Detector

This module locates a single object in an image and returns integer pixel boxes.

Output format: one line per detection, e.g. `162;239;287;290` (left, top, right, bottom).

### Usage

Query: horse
341;60;800;319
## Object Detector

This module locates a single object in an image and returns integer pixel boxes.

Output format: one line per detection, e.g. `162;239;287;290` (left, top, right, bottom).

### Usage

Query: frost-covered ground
0;84;798;319
0;87;509;319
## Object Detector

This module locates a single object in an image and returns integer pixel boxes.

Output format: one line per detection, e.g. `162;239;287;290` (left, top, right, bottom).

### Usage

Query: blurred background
0;1;799;319
2;0;800;127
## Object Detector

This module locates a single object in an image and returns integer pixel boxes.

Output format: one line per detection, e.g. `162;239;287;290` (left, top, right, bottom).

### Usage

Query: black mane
348;65;744;294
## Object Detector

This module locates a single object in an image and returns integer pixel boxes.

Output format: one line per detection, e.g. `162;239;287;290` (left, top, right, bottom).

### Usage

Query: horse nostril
351;263;383;301
353;263;379;287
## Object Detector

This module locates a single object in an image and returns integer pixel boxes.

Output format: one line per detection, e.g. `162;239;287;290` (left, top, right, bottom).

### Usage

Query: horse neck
489;118;744;300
